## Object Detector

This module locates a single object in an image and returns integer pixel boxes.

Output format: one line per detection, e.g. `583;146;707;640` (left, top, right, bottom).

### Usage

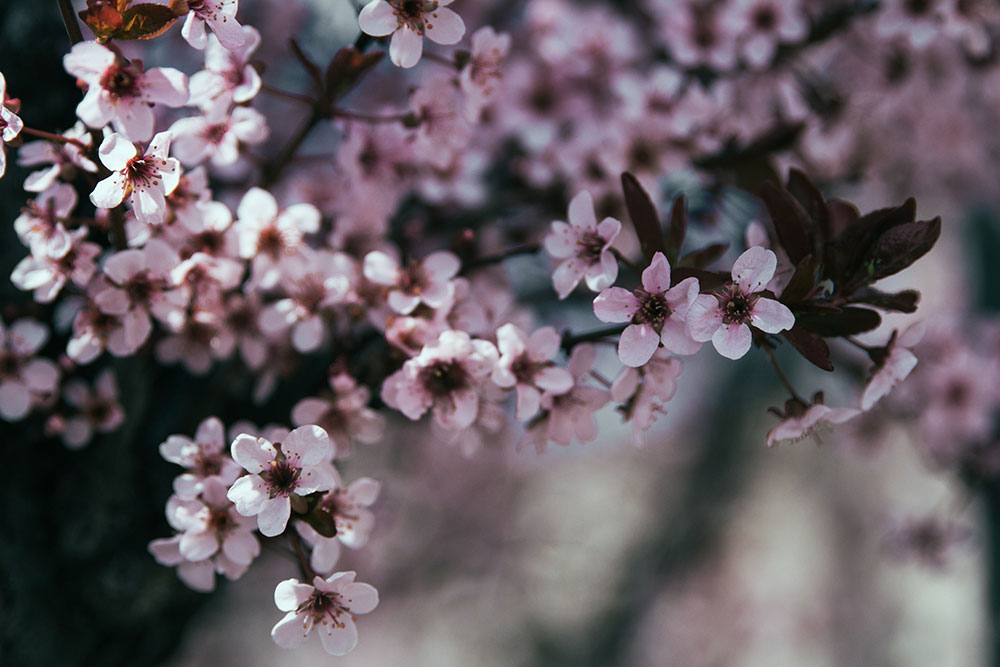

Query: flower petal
731;246;777;293
749;297;795;334
593;287;639;323
358;0;398;37
390;25;423;68
425;7;465;45
618;323;659;367
711;322;752;360
641;252;671;294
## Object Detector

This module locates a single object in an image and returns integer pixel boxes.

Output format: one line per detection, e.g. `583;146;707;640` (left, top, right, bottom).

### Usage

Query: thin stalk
56;0;84;45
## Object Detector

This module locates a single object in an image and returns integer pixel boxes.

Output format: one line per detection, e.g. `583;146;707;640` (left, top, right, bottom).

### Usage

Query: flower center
576;231;606;262
127;158;159;188
510;354;540;385
0;352;21;378
100;63;140;99
261;446;301;498
718;286;758;325
753;6;777;30
298;591;349;627
420;360;468;397
635;290;671;327
124;271;158;304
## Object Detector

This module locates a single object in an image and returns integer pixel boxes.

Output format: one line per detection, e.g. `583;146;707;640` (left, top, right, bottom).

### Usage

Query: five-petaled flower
545;190;622;299
685;246;795;360
358;0;466;68
492;323;574;421
593;251;701;367
271;571;379;655
90;131;181;226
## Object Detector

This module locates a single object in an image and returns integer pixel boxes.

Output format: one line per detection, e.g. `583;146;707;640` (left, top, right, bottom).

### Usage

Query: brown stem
259;83;316;107
331;108;412;124
462;243;541;272
20;126;89;151
288;528;316;581
56;0;84;45
261;107;323;187
108;205;127;251
562;324;627;351
761;343;808;405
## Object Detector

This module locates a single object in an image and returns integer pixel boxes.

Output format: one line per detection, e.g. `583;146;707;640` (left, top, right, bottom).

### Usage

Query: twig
259;83;316;107
288;528;316;581
562;324;627;351
20;126;90;151
761;344;807;405
56;0;84;45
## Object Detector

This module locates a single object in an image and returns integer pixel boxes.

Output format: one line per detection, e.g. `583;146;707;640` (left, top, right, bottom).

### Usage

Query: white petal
749;298;795;334
390;25;423;69
711;322;752;360
257;496;291;537
425;7;465;45
732;246;777;293
358;0;398;37
618;323;659;367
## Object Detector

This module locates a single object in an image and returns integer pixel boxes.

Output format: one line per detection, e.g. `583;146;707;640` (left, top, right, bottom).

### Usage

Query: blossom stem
589;370;613;387
288;528;316;581
761;344;807;405
261;107;324;187
108;205;127;251
844;336;873;352
56;0;84;45
421;51;457;69
330;108;412;124
463;243;541;271
20;126;90;151
260;83;316;106
562;324;626;351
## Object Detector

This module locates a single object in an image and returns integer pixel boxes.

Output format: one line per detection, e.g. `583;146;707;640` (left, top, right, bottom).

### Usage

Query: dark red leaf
782;326;835;371
666;194;687;264
779;254;816;304
672;268;730;291
793;306;882;337
786;168;830;242
679;242;729;269
761;182;813;264
117;3;177;40
851;287;920;313
621;172;666;262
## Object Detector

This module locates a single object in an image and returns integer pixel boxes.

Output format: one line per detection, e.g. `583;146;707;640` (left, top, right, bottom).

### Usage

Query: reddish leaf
666;194;687;264
779;254;816;304
851;287;920;313
761;182;813;264
782;326;834;371
786;168;830;242
859;217;941;284
621;172;666;262
679;242;729;269
325;47;383;103
793;306;882;337
78;0;124;39
118;3;177;40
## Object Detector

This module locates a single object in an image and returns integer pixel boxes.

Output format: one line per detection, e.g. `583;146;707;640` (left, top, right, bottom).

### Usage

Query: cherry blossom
12;228;100;303
381;329;498;430
0;318;60;421
234;187;320;289
295;473;381;574
63;42;188;142
544;190;622;299
610;349;683;446
860;322;924;411
594;252;701;367
686;247;795;360
17;122;97;192
726;0;808;69
358;0;466;69
363;249;460;315
492;323;573;421
0;72;23;179
409;76;473;170
271;572;378;655
14;183;79;260
169;103;268;167
227;425;335;536
160;416;243;499
57;369;125;449
460;27;511;122
766;397;859;447
91;132;181;226
175;0;246;51
291;371;386;457
188;26;262;110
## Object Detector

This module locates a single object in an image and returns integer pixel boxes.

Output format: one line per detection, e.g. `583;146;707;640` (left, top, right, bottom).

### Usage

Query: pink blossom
686;247;795;360
18;123;97;192
14;184;78;260
234;187;320;289
884;515;971;571
381;329;498;430
155;310;235;375
766;399;859;447
610;349;683;446
860;322;923;411
160;416;243;499
594;252;701;367
409;76;472;170
227;425;335;536
12;228;99;304
291;371;385;457
58;369;125;448
655;1;738;70
725;0;808;69
63;42;188;141
90;132;181;226
875;0;945;50
492;323;573;421
358;0;465;69
0;318;60;421
295;472;381;574
459;26;510;122
545;190;622;299
363;249;460;315
169;103;268;167
0;72;23;179
178;0;245;51
271;572;378;655
189;25;262;110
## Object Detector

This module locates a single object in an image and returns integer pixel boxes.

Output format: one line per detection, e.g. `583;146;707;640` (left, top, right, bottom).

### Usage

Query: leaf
826;198;915;287
672;268;730;291
761;182;813;264
793;306;882;337
858;217;941;284
779;254;816;304
786;168;830;242
621;172;666;261
678;242;728;269
117;3;177;40
850;287;920;313
78;0;124;39
302;507;337;539
290;38;324;94
666;194;687;264
782;326;834;371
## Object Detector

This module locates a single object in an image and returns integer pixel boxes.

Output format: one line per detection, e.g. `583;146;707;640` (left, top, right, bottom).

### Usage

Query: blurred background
2;0;999;665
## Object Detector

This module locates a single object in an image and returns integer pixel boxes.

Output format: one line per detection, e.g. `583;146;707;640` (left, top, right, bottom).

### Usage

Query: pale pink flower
63;42;188;141
178;0;245;51
517;344;610;453
59;369;125;448
725;0;808;69
459;26;511;122
0;71;23;179
381;329;498;430
164;166;212;231
594;252;701;367
227;425;335;537
875;0;945;49
409;76;472;169
655;1;738;70
91;131;181;226
271;572;378;655
0;318;60;421
766;398;859;447
18;123;97;192
610;349;683;446
14;183;77;259
492;324;573;421
363;249;460;315
545;190;622;299
358;0;465;69
12;228;100;303
161;416;243;499
686;246;795;360
169;103;268;167
860;322;924;411
295;472;381;573
188;25;262;110
155;309;235;375
148;534;248;592
67;288;141;362
235;187;320;289
291;371;385;457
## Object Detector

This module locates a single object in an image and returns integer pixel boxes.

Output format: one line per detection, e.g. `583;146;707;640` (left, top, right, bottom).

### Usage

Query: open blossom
725;0;808;69
381;329;498;430
0;318;60;421
860;322;923;411
234;187;320;289
492;324;573;421
460;27;510;122
291;371;386;457
160;416;243;500
169;103;268;167
175;0;246;51
12;227;100;303
227;425;335;537
686;246;795;360
63;41;188;142
18;121;98;192
545;191;622;299
91;132;181;226
0;72;24;179
358;0;465;69
766;395;859;447
594;252;701;367
58;369;125;449
271;572;379;655
363;250;460;315
295;472;381;574
611;349;683;446
189;26;262;110
14;183;77;259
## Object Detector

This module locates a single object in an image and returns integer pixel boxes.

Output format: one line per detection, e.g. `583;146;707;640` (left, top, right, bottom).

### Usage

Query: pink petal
535;366;574;393
115;100;155;143
90;172;129;209
660;317;701;355
685;294;721;342
567;191;597;230
283;424;332;465
22;359;60;392
257;496;291;537
422;251;460;281
358;0;398;37
596;217;622;243
231;434;274;472
390;25;423;69
342;582;379;614
317;616;358;656
527;326;561;361
584;250;618;292
0;381;31;420
711;322;752;360
141;68;189;107
362;251;399;285
99;131;137;169
179;531;219;561
271;611;312;648
593;287;640;323
731;246;777;293
222;530;260;566
425;7;465;45
227;474;266;516
515;384;541;421
544;221;575;258
664;277;700;317
641;252;671;294
552;259;584;299
618;323;659;367
749;298;795;334
274;578;315;612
